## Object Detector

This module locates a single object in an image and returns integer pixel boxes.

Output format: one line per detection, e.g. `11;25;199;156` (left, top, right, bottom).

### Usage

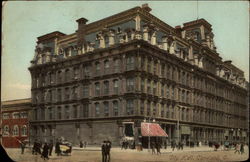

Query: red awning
141;122;168;137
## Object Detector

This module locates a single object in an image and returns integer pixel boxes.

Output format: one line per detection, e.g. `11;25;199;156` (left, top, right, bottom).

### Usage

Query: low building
1;98;32;148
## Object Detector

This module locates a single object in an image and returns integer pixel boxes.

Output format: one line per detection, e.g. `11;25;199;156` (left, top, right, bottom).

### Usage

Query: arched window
3;125;9;136
13;125;19;136
21;125;27;136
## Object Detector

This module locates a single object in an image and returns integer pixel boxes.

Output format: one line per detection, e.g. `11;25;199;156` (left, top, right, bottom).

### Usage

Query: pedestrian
32;141;36;154
164;140;167;149
101;141;107;162
121;140;125;150
80;140;83;148
106;140;111;162
48;140;53;156
37;141;42;155
84;141;87;148
240;143;244;154
55;140;61;156
41;142;49;160
151;142;156;154
172;140;176;151
180;141;184;150
19;140;26;154
234;143;240;154
156;142;161;155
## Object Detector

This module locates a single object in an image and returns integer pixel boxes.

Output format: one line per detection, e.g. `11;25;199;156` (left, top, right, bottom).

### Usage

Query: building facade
1;98;32;148
29;4;248;145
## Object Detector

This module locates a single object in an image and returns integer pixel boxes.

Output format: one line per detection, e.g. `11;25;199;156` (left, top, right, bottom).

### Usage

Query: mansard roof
37;31;66;43
183;18;212;30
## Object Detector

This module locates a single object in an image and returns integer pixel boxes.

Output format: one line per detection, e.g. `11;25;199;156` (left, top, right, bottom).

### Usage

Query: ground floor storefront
29;118;248;146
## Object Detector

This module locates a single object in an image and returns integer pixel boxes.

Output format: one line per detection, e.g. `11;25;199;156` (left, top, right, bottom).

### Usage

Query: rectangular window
147;80;151;94
83;104;89;118
141;57;145;71
96;62;100;76
83;85;89;97
72;86;78;99
73;67;79;79
48;108;52;120
126;56;135;70
126;78;135;92
41;108;45;120
147;102;151;116
153;82;157;95
141;79;145;93
95;83;100;96
57;89;61;102
65;69;70;82
104;81;109;95
153;62;157;75
65;106;70;119
114;59;120;73
126;99;134;115
140;100;144;115
104;102;109;117
166;85;169;98
65;88;70;100
113;101;119;116
83;65;90;78
161;104;164;117
113;80;119;94
73;105;78;118
147;60;151;73
153;103;157;116
161;64;165;77
104;60;110;74
95;103;100;117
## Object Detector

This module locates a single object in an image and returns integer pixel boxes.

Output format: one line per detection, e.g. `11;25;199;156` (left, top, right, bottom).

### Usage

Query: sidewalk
72;145;217;153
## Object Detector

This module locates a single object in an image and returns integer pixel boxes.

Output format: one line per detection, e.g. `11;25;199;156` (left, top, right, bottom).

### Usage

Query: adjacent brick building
1;98;32;148
28;4;248;146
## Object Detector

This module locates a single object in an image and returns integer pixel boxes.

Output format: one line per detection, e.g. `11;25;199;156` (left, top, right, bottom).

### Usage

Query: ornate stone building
29;4;248;145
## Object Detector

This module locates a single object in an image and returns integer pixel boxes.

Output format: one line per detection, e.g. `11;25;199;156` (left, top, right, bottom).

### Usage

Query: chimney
175;25;182;37
141;3;152;12
76;17;88;53
76;17;88;29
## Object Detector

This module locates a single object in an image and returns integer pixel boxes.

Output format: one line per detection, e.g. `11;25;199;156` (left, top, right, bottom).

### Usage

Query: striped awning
141;122;168;137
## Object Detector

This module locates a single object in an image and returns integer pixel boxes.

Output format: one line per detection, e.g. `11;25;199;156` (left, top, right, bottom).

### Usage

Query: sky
2;1;249;101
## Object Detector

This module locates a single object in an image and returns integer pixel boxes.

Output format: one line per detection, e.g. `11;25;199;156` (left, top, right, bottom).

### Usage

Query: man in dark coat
41;143;49;160
55;140;61;156
101;141;107;162
106;141;112;162
19;140;26;154
48;140;53;156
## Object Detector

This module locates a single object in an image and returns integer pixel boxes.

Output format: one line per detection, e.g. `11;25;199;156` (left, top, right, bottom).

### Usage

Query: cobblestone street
5;145;249;162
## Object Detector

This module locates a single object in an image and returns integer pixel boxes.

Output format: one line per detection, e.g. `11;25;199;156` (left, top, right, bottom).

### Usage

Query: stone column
162;36;169;51
143;26;149;42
